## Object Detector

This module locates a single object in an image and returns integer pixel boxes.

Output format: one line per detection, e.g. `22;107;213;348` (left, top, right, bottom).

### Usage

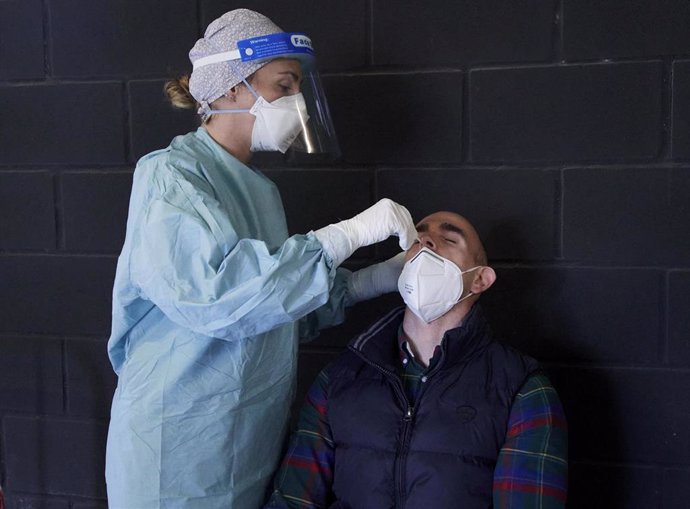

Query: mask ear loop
200;60;263;116
457;291;475;304
228;59;260;101
456;265;482;303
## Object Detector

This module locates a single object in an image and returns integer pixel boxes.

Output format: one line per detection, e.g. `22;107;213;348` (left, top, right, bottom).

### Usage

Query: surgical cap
189;9;283;105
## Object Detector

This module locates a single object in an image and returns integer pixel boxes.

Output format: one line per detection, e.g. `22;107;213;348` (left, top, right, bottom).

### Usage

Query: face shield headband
192;32;340;156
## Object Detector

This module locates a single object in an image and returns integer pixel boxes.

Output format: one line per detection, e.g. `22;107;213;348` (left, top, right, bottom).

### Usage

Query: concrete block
482;267;662;365
549;367;690;464
668;271;690;367
563;167;690;265
8;496;69;509
374;0;554;66
0;255;116;336
0;0;44;79
61;172;132;253
568;462;659;508
0;336;62;413
662;468;690;509
0;83;125;165
324;72;463;164
0;172;55;250
564;0;690;60
72;502;108;509
469;62;663;163
4;417;108;497
50;0;197;78
672;61;690;159
65;338;117;419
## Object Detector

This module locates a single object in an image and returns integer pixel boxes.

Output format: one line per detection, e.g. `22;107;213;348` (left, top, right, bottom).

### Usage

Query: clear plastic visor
288;65;339;156
194;32;339;157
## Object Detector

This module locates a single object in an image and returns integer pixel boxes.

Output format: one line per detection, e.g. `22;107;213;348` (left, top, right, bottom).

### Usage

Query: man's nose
419;234;436;249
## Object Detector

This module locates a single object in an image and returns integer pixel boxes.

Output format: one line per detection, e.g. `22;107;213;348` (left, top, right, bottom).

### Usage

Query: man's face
405;211;483;272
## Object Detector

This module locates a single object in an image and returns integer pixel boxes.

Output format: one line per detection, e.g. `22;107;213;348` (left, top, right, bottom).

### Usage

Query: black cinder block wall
1;1;689;507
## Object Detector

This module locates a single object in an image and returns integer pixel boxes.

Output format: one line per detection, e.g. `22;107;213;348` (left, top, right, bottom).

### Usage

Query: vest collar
438;304;492;369
349;304;492;373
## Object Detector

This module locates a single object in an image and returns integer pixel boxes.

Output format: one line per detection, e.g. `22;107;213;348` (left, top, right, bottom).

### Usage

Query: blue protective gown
105;127;350;509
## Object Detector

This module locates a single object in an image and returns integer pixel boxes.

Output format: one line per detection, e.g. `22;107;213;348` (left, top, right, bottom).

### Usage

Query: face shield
192;32;340;158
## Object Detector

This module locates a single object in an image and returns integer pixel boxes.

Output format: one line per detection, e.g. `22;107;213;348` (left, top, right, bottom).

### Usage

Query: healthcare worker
105;8;416;509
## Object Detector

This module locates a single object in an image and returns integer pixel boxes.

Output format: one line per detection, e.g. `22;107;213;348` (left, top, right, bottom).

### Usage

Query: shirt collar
397;325;414;366
397;304;491;371
397;325;443;370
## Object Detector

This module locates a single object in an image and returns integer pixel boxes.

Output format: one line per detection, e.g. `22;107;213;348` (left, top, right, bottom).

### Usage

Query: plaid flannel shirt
267;328;568;508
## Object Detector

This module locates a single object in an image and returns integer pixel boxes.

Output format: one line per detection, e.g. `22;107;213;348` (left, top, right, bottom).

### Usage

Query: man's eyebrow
440;222;467;238
415;221;467;238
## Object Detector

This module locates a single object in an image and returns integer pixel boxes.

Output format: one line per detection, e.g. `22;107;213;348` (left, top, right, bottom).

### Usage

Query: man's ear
470;266;496;295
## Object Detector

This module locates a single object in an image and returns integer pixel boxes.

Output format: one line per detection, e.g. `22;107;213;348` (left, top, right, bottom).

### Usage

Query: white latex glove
347;252;407;304
313;198;417;267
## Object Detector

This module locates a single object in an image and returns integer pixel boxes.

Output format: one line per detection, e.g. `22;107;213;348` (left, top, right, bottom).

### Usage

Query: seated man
266;211;568;509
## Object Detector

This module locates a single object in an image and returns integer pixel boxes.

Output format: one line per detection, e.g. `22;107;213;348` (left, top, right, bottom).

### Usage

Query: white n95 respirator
397;247;480;323
250;93;309;153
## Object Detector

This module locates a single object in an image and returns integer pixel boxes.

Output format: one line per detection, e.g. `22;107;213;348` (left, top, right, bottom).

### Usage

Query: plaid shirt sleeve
265;367;335;509
493;372;569;507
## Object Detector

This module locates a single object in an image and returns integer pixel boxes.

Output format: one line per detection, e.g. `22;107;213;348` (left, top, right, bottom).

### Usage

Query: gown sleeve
130;167;345;341
297;267;354;342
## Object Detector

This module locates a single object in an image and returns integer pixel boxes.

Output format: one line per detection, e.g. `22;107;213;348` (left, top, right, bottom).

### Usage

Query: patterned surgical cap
189;9;283;111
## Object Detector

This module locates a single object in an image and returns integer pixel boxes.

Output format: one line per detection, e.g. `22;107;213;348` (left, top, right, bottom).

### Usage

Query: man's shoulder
320;307;406;380
348;306;405;352
464;338;542;398
320;348;360;379
484;338;540;371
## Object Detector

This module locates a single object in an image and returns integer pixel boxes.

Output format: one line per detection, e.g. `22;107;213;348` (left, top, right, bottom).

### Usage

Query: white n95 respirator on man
398;247;481;323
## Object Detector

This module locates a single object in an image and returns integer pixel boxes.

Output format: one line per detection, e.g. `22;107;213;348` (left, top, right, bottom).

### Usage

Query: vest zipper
396;404;414;508
392;347;446;508
348;348;414;509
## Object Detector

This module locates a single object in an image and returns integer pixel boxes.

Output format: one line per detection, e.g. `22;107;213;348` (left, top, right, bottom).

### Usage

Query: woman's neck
205;118;252;164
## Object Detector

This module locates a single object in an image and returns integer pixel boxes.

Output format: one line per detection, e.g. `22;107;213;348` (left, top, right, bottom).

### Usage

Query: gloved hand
313;198;417;268
347;252;407;304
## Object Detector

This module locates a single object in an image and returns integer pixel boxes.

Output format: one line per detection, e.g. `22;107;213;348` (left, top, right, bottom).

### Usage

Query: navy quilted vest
326;305;539;509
